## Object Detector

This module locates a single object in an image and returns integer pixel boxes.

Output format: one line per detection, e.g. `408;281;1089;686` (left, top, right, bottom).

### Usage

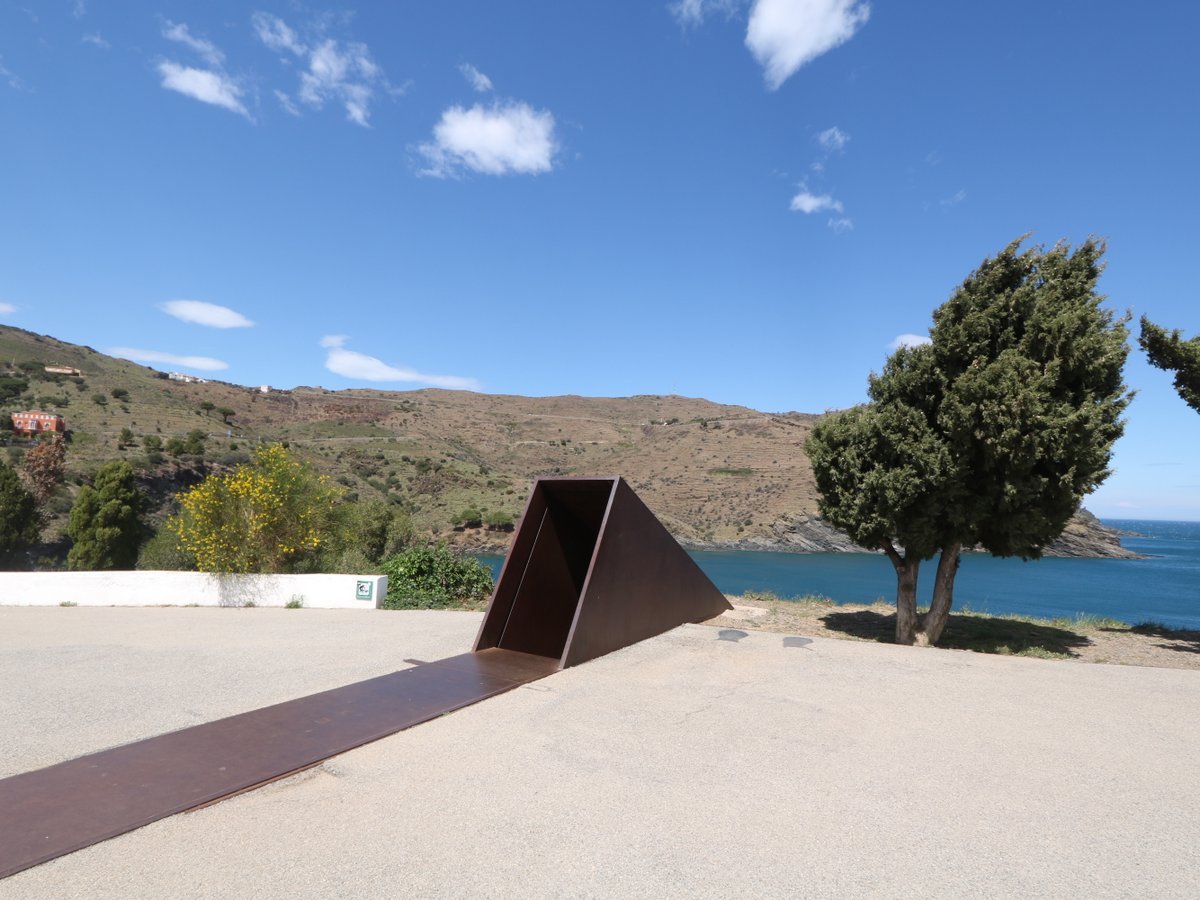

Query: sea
476;519;1200;631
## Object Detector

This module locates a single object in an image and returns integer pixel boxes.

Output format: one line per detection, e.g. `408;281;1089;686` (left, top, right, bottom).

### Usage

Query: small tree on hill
21;433;66;509
806;237;1131;646
217;407;235;425
67;461;146;570
0;462;39;565
1139;317;1200;413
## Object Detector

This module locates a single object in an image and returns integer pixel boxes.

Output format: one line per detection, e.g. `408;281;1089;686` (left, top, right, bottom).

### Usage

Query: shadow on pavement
1110;624;1200;655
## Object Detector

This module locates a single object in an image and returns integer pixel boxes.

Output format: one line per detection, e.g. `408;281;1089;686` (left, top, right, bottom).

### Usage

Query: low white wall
0;572;388;609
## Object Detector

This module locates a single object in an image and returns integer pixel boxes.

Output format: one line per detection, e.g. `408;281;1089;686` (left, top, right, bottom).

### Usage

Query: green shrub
484;510;514;531
452;507;483;528
379;545;493;610
135;526;195;570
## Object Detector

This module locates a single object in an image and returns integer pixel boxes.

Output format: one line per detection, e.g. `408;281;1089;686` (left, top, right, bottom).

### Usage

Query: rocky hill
0;325;1136;559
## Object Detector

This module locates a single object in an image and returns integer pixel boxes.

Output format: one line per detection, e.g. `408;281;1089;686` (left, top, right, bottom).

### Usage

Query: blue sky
2;1;1198;519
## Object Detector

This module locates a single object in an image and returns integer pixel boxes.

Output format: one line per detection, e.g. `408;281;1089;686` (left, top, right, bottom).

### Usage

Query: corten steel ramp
0;476;729;880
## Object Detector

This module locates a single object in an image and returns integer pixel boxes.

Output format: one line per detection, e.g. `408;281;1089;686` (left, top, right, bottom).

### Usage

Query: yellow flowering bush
172;444;342;573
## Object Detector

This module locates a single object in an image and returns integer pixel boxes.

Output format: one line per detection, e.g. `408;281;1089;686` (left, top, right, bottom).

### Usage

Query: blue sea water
476;519;1200;631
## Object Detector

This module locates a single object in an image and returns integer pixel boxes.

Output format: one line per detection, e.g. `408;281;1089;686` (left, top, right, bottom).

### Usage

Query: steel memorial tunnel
477;476;731;668
0;476;731;880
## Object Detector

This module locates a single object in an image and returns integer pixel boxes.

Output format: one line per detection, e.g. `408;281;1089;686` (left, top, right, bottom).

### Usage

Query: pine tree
67;461;146;570
806;237;1131;645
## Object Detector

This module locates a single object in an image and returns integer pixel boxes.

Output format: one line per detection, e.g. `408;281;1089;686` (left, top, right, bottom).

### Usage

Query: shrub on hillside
379;545;493;610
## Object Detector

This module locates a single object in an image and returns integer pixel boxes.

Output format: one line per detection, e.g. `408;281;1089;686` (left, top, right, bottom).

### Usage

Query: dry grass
709;593;1200;670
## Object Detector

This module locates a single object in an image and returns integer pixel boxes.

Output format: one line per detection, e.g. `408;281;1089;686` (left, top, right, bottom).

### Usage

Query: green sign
355;580;374;601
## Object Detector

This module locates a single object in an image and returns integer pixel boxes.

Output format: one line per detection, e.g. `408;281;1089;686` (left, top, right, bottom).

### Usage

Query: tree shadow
820;609;1093;658
1108;624;1200;655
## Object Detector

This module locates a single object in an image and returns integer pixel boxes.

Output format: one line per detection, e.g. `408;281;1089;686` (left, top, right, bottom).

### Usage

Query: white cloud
817;125;849;152
300;39;383;126
109;347;229;371
827;217;853;233
418;101;558;178
889;333;932;351
274;89;300;116
790;190;842;214
0;57;26;91
73;0;87;18
746;0;871;89
459;63;493;93
0;302;16;315
940;188;967;207
669;0;745;27
251;14;391;128
161;300;254;329
251;12;305;56
320;336;479;390
162;21;224;68
158;62;251;119
82;33;110;49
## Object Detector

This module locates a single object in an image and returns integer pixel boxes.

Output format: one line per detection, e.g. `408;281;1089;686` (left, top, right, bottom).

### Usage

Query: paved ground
2;607;1198;898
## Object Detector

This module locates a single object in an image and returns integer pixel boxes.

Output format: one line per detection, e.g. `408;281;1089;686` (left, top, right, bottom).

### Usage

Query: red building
11;411;66;436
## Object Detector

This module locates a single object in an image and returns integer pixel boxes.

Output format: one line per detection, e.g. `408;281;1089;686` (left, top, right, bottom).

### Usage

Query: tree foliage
1139;317;1200;413
0;462;39;564
67;461;146;570
21;434;66;508
379;544;494;609
171;444;342;573
806;237;1131;645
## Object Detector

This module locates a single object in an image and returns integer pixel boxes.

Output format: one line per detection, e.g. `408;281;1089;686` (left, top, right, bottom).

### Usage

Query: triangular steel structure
474;477;732;668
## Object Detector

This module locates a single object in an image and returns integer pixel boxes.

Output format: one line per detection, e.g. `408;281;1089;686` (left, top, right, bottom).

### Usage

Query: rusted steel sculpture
0;476;728;880
476;476;731;667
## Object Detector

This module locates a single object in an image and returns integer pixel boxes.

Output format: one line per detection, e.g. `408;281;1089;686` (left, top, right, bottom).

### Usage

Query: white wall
0;572;387;609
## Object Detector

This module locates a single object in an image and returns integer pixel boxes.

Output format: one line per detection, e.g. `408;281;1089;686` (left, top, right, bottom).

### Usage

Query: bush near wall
378;544;493;610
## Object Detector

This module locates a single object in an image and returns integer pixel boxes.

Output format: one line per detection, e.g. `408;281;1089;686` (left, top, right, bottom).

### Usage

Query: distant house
168;372;207;384
258;385;270;394
44;365;82;377
11;411;66;435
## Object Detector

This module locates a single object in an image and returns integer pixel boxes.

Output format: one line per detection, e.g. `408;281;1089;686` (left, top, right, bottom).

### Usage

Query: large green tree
0;462;39;565
67;461;147;570
1139;317;1200;413
806;237;1131;645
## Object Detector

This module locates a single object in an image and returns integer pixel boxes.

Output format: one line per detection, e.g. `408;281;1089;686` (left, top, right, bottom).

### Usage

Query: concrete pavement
2;607;1197;898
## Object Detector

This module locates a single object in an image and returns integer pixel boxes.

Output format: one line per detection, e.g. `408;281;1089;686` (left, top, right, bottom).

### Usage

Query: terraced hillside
0;324;1129;557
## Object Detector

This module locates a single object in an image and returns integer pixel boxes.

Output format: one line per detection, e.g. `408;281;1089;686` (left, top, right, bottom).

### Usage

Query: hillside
0;325;1134;558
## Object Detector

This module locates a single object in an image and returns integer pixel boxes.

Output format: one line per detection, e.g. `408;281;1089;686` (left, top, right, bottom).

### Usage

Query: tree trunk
916;542;962;646
883;543;921;645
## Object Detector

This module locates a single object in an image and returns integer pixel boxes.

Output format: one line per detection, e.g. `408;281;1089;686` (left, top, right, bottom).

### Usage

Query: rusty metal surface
476;477;732;668
0;649;557;881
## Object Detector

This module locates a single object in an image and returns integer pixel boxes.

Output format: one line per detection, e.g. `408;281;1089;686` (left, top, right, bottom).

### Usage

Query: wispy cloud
418;101;558;178
940;188;967;207
82;33;110;49
817;126;849;153
746;0;870;90
827;217;854;234
161;300;254;329
320;336;479;390
274;89;300;116
109;347;229;371
158;62;251;119
163;21;224;68
252;12;304;56
0;57;27;91
790;190;843;214
459;63;493;92
669;0;744;27
251;12;393;127
0;302;17;315
889;333;932;351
